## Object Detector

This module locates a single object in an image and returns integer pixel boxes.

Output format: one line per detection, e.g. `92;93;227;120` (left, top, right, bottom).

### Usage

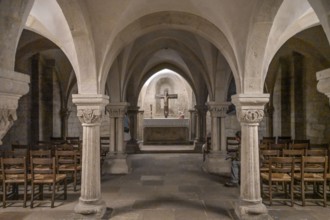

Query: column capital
232;94;269;124
106;102;129;118
72;94;109;125
317;68;330;104
207;102;231;117
127;106;140;113
194;104;208;113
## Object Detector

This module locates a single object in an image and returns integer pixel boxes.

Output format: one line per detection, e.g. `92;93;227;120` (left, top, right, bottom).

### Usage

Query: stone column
194;105;207;151
264;104;274;137
60;107;70;139
189;109;196;142
232;94;269;219
317;68;330;105
202;102;231;174
0;69;30;145
126;106;140;153
72;94;108;217
103;102;131;174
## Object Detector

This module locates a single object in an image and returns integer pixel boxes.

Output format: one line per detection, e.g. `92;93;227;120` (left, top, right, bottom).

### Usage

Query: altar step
139;144;197;153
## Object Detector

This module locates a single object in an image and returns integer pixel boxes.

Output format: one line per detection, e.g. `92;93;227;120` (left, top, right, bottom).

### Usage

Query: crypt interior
1;0;330;219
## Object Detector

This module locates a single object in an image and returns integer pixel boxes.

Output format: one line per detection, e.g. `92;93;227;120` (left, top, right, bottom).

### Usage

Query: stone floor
1;153;330;219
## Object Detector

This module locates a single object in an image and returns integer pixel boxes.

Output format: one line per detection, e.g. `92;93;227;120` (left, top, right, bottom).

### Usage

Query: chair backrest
301;156;328;175
260;137;276;145
1;157;27;180
293;139;310;148
289;143;309;150
30;157;56;175
30;149;52;158
282;149;304;157
269;157;294;174
55;150;77;166
277;136;292;144
56;143;74;151
305;149;328;156
269;143;287;151
226;136;239;152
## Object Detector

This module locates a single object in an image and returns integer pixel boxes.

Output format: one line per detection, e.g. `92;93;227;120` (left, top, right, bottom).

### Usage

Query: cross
155;89;178;118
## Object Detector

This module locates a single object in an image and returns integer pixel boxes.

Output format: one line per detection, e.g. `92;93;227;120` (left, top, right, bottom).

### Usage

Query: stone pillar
189;109;196;142
137;110;144;141
264;104;274;137
126;106;140;153
232;94;269;219
194;105;207;151
0;69;30;145
202;102;231;174
72;94;108;217
317;68;330;105
60;108;70;139
103;102;131;174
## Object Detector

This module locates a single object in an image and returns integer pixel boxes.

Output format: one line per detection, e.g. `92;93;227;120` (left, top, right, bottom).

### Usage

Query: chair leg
23;182;27;208
64;178;67;200
290;182;294;207
324;181;327;207
30;183;34;208
269;181;272;206
51;182;55;208
3;182;7;208
302;181;305;206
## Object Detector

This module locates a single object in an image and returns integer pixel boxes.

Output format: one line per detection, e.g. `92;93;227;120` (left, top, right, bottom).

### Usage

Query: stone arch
308;0;330;44
99;11;239;94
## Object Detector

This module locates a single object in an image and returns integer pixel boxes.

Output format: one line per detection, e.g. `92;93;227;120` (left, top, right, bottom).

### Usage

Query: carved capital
77;109;102;124
0;108;17;144
237;109;264;123
317;68;330;104
107;102;129;118
207;102;230;117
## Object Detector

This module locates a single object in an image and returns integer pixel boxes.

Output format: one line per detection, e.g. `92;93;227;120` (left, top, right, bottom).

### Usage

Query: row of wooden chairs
260;156;329;207
260;136;308;145
1;156;67;208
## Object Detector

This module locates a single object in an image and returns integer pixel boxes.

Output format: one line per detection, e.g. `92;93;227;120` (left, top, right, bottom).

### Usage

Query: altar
143;118;190;145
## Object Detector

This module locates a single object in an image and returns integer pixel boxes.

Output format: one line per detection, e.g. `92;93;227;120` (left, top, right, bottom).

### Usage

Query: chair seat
58;164;81;171
32;174;66;183
261;173;292;181
293;173;325;181
4;174;30;183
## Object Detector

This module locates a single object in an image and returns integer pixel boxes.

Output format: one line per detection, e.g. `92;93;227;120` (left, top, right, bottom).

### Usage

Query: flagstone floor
1;152;330;219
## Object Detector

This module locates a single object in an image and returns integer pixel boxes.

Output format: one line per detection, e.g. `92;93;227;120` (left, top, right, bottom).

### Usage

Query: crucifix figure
155;89;178;118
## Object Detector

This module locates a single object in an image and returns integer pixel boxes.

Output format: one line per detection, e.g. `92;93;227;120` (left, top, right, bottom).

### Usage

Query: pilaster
232;94;269;219
103;102;131;174
72;94;108;217
0;69;30;145
202;102;231;174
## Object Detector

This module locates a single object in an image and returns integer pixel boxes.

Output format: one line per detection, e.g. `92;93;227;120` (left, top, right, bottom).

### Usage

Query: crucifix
155;89;178;118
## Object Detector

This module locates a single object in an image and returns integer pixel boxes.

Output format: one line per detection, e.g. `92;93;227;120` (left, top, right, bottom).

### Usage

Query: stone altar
143;118;190;145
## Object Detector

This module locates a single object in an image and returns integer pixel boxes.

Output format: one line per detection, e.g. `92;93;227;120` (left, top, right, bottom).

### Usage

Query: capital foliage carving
237;109;264;123
209;106;228;117
77;109;102;124
107;107;126;118
0;108;17;144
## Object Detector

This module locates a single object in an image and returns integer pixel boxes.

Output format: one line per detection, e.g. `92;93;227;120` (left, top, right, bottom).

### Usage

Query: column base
194;140;204;152
202;152;231;175
234;200;269;220
74;198;106;217
126;140;141;154
103;154;131;174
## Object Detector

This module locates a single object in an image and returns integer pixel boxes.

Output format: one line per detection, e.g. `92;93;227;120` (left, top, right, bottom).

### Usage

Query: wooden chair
226;136;239;152
260;137;276;149
30;157;67;208
277;136;292;145
269;143;287;152
306;149;328;157
56;143;74;151
259;150;280;173
290;143;309;150
55;150;81;191
282;149;304;171
30;150;52;158
261;157;294;206
293;139;310;149
1;157;29;208
293;156;328;207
